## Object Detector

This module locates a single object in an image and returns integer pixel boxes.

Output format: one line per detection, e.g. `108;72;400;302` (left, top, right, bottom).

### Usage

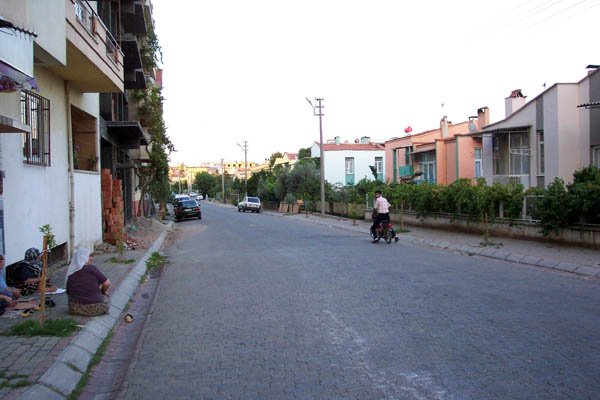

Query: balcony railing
398;165;414;177
73;0;121;65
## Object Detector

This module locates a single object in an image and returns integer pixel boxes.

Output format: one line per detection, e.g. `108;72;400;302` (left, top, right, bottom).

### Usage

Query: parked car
173;194;190;205
175;199;201;222
238;196;261;213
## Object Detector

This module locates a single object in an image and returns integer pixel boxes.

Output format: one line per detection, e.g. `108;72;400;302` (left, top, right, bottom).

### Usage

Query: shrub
536;178;570;236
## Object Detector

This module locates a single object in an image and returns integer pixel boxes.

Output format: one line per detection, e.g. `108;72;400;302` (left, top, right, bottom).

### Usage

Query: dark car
175;199;201;222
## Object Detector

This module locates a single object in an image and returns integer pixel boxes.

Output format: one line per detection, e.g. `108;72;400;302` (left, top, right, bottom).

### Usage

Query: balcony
121;35;146;89
47;0;124;93
121;0;147;35
492;174;530;189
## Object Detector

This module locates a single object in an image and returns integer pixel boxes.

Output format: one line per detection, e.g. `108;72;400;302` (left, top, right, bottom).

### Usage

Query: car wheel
238;208;241;212
175;218;180;222
198;213;202;220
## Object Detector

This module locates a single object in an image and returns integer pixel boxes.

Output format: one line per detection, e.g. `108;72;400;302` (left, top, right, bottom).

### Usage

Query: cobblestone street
120;202;600;399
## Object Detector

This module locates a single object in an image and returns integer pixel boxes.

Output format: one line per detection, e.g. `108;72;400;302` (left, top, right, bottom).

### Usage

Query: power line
505;0;538;14
517;0;566;22
557;0;600;22
531;0;591;26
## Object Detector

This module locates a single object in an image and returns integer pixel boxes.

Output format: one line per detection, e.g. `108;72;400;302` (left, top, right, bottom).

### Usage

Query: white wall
1;67;70;265
2;67;102;264
322;150;385;186
556;84;588;184
27;0;66;66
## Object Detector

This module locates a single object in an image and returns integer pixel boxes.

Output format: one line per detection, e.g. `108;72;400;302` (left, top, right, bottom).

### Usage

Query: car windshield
180;200;197;207
247;197;260;203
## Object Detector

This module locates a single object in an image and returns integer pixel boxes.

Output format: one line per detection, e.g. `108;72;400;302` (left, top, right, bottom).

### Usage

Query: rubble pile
101;169;127;246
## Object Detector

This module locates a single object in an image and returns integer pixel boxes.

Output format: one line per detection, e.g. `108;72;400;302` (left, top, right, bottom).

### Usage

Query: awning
480;125;531;135
105;121;145;149
0;60;38;92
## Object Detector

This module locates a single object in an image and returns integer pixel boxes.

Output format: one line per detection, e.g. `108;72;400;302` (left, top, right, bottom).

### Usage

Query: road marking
322;309;451;400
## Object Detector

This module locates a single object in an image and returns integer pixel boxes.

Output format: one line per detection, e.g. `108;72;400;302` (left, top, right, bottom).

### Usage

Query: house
0;0;125;264
481;67;600;189
272;152;298;169
385;108;489;184
311;137;385;185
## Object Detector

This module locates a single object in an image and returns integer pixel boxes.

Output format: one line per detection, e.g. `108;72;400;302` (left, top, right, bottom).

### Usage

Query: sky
152;0;599;166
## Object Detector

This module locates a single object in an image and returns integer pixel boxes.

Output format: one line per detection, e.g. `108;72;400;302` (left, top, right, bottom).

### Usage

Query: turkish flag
404;126;412;133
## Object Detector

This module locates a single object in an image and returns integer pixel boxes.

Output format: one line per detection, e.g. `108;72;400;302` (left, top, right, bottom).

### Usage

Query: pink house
384;108;489;185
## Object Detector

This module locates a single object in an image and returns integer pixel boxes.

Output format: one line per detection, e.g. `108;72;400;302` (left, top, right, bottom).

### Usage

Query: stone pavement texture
0;218;172;399
269;208;600;279
123;202;600;399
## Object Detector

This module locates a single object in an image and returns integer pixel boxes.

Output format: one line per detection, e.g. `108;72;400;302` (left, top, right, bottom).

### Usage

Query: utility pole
237;141;248;197
306;97;326;216
221;158;225;203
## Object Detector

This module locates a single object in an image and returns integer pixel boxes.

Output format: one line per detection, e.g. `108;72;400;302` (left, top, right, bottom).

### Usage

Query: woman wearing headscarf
11;248;56;296
66;247;110;316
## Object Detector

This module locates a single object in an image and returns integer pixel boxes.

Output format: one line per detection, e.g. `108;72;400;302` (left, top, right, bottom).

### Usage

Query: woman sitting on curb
66;248;110;316
11;248;57;295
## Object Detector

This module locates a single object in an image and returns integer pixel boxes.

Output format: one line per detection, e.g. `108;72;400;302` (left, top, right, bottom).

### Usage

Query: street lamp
237;141;248;197
306;97;325;216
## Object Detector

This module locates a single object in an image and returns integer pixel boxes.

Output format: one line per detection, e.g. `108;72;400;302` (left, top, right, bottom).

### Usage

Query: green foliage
535;178;570;236
39;224;56;249
566;166;600;224
193;172;217;198
6;319;79;337
298;147;312;159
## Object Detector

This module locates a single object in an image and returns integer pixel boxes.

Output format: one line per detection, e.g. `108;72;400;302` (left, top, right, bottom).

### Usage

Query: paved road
122;202;600;399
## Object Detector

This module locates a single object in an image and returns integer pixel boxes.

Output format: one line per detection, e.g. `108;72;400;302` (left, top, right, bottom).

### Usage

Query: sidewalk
277;210;600;278
0;218;173;399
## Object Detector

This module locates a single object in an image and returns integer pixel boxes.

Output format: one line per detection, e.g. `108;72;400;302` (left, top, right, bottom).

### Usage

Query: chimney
440;116;449;138
505;89;527;118
335;136;341;145
477;107;489;129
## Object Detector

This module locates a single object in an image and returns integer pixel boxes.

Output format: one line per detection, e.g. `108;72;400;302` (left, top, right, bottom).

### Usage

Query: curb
282;212;600;279
18;220;175;399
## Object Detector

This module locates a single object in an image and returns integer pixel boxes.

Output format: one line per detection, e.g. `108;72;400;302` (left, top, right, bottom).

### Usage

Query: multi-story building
0;0;125;264
311;137;385;186
481;67;600;189
384;108;489;184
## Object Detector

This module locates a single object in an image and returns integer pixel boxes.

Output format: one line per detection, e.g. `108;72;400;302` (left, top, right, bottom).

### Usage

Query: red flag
404;126;412;133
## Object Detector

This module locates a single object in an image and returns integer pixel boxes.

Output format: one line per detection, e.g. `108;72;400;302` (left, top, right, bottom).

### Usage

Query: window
474;148;482;178
537;130;544;175
21;91;51;166
593;146;600;168
345;157;354;175
493;131;529;175
71;106;98;172
375;157;383;174
418;152;436;183
345;157;354;185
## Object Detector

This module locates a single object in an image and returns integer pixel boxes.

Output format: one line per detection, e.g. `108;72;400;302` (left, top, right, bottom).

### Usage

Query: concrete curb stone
536;258;560;268
490;251;511;260
506;253;525;263
17;220;174;400
554;262;580;272
521;256;543;266
574;265;600;276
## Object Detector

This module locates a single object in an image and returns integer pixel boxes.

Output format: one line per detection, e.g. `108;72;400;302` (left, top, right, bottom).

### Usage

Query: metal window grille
21;91;51;166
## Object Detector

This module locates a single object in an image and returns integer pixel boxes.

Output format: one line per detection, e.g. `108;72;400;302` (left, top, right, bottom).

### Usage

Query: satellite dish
354;139;359;143
468;121;477;133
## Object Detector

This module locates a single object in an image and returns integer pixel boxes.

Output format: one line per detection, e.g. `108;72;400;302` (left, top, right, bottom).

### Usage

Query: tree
269;152;283;169
298;147;311;159
193;172;217;198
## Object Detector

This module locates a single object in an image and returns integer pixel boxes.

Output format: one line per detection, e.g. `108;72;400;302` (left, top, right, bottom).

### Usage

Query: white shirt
375;196;390;213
